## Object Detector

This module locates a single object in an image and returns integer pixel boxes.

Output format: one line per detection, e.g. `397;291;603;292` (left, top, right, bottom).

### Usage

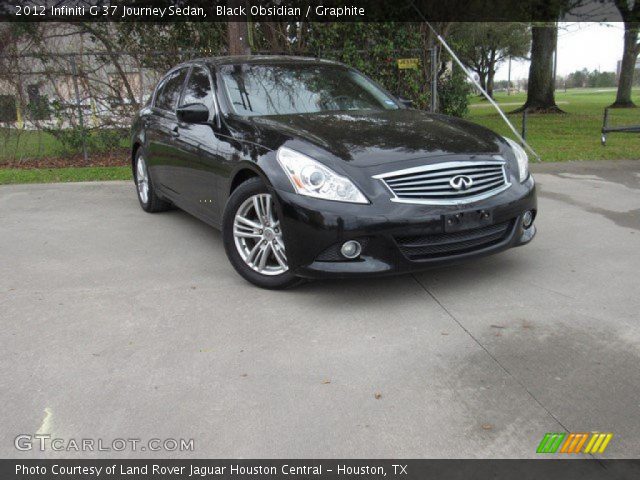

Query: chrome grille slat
395;179;505;196
373;160;511;205
386;170;503;188
392;175;504;192
386;166;503;184
386;162;503;176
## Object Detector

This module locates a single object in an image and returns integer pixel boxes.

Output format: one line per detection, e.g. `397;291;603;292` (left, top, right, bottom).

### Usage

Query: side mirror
176;103;210;124
398;97;414;108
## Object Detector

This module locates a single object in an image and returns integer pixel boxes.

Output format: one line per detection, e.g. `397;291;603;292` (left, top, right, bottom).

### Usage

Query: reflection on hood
247;109;502;167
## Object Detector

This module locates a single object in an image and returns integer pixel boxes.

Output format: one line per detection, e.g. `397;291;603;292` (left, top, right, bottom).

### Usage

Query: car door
146;67;190;199
174;64;227;226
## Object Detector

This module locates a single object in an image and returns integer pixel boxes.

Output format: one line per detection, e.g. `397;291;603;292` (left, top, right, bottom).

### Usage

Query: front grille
374;160;510;204
395;221;513;261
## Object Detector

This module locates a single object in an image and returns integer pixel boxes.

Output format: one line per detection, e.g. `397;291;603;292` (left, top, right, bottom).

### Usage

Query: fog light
522;210;534;229
340;240;362;259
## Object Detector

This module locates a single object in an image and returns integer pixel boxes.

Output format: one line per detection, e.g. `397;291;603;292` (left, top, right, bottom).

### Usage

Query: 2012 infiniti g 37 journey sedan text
131;56;537;289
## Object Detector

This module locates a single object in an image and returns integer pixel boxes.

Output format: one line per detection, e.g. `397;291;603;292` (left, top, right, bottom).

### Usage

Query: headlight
504;138;529;182
276;147;368;204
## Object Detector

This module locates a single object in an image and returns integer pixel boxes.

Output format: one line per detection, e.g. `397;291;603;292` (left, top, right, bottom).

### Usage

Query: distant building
0;23;158;129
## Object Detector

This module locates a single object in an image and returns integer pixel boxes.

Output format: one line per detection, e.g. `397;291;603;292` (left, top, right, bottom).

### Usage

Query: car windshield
219;63;399;117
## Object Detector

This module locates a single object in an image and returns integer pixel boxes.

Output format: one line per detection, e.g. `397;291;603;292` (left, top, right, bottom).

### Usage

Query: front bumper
273;175;537;279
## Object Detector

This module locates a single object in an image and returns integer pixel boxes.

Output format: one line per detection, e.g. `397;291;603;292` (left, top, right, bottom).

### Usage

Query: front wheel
222;177;302;289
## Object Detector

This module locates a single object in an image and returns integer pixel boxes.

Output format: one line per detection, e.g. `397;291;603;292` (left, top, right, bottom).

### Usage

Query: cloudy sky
495;22;626;81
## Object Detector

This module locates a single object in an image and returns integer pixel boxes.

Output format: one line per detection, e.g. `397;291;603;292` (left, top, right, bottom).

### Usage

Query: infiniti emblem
450;175;473;190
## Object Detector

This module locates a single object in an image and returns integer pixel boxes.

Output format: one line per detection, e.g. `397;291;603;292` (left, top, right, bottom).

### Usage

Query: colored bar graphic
584;434;598;453
560;433;575;453
560;433;589;453
536;433;565;453
538;432;613;454
598;433;613;453
536;433;553;453
584;433;614;454
573;433;589;453
597;433;613;453
568;434;581;453
549;433;566;453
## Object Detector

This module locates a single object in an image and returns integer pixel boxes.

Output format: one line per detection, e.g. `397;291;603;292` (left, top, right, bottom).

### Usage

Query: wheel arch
229;163;272;195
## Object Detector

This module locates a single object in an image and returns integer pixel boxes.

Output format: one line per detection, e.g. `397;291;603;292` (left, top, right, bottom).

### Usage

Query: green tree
113;23;227;71
305;23;431;107
515;23;564;113
588;70;617;88
303;22;469;116
610;0;640;108
567;68;589;88
451;23;531;98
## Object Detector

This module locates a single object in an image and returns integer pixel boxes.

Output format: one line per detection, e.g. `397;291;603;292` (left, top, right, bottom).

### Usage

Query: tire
134;148;171;213
222;177;303;289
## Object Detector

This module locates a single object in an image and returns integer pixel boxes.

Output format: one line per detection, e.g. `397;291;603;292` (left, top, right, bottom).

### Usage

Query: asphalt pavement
1;160;639;458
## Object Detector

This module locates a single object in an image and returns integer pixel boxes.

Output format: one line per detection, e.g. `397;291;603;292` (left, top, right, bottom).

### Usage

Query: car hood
242;109;504;167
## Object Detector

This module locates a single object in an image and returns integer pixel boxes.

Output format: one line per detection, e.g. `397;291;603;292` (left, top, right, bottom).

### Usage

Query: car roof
187;55;346;69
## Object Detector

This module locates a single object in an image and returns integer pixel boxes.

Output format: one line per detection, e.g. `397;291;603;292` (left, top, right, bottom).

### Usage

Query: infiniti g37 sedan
131;56;536;289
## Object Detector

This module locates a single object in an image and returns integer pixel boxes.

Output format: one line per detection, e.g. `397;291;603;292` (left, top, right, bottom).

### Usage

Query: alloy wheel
233;193;288;276
136;156;149;204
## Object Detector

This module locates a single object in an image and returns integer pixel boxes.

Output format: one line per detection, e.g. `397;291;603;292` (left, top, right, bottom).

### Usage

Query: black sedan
131;56;536;289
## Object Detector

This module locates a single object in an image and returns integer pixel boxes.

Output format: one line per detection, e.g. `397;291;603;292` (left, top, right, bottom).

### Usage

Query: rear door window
154;68;189;112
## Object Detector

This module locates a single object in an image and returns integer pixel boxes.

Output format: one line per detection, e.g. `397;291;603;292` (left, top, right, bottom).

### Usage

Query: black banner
0;0;628;23
3;460;640;480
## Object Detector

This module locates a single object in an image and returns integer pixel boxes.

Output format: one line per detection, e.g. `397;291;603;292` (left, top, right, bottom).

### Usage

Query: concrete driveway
1;160;639;458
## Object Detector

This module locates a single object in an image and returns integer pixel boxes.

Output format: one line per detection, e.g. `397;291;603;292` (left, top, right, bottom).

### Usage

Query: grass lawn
0;129;62;162
467;88;640;162
0;166;131;185
0;128;128;162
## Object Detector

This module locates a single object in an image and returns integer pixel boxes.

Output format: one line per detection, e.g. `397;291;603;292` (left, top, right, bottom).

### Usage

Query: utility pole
228;22;250;55
227;0;250;55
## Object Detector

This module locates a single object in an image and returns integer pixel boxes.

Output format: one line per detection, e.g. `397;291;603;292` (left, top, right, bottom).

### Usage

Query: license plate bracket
444;209;493;232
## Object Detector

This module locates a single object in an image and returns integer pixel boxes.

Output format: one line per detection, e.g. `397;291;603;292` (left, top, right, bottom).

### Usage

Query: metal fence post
69;55;88;163
430;46;438;113
601;107;609;146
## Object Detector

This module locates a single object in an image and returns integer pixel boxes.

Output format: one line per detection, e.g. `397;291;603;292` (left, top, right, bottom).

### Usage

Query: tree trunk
263;21;281;52
478;72;487;92
487;68;495;99
513;24;563;113
226;0;250;55
610;21;639;108
485;49;497;99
